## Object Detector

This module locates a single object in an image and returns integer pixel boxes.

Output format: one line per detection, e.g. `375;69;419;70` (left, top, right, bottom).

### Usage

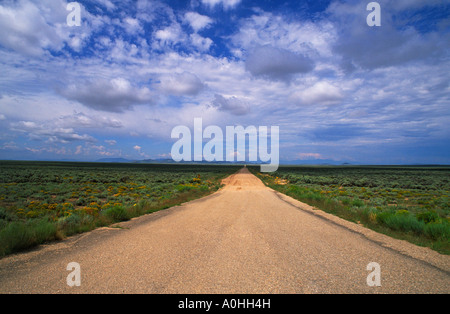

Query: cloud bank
0;0;448;164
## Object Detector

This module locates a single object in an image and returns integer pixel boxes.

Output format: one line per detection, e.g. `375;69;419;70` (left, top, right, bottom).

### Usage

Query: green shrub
127;200;149;218
424;222;450;240
0;218;57;257
0;207;17;222
76;197;87;206
31;219;57;243
58;213;81;232
102;205;129;222
341;197;351;206
384;212;424;234
351;199;365;207
376;210;395;224
57;213;95;236
176;184;199;192
416;211;440;224
304;192;324;202
0;221;34;255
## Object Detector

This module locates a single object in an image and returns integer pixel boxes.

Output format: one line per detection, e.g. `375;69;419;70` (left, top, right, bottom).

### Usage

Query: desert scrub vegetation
251;166;450;254
0;161;240;257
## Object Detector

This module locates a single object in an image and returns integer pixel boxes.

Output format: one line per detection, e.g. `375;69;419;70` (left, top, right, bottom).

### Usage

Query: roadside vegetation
0;161;239;257
250;165;450;255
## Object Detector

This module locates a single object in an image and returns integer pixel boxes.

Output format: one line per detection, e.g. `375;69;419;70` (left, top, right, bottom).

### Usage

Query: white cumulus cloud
184;12;213;32
201;0;242;10
158;72;205;96
290;82;344;106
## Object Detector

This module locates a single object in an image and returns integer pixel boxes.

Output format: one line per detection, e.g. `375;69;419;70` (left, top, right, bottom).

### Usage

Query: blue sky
0;0;449;164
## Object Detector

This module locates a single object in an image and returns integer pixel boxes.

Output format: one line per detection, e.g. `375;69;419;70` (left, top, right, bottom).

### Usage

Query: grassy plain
0;161;240;257
250;165;450;254
2;162;448;257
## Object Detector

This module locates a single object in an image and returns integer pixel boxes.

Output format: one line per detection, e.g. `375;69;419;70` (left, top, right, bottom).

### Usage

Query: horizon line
1;159;449;167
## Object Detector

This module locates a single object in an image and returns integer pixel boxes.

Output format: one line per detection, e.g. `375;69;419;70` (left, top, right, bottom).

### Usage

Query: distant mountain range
95;157;356;166
95;158;134;163
95;158;259;165
280;159;359;165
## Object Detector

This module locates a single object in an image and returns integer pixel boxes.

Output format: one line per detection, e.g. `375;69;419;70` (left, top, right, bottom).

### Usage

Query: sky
0;0;449;164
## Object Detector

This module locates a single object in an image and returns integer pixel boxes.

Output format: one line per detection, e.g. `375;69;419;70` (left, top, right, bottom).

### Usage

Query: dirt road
0;168;449;293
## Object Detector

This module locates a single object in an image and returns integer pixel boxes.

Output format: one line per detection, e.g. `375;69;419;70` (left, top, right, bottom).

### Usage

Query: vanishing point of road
0;168;449;293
